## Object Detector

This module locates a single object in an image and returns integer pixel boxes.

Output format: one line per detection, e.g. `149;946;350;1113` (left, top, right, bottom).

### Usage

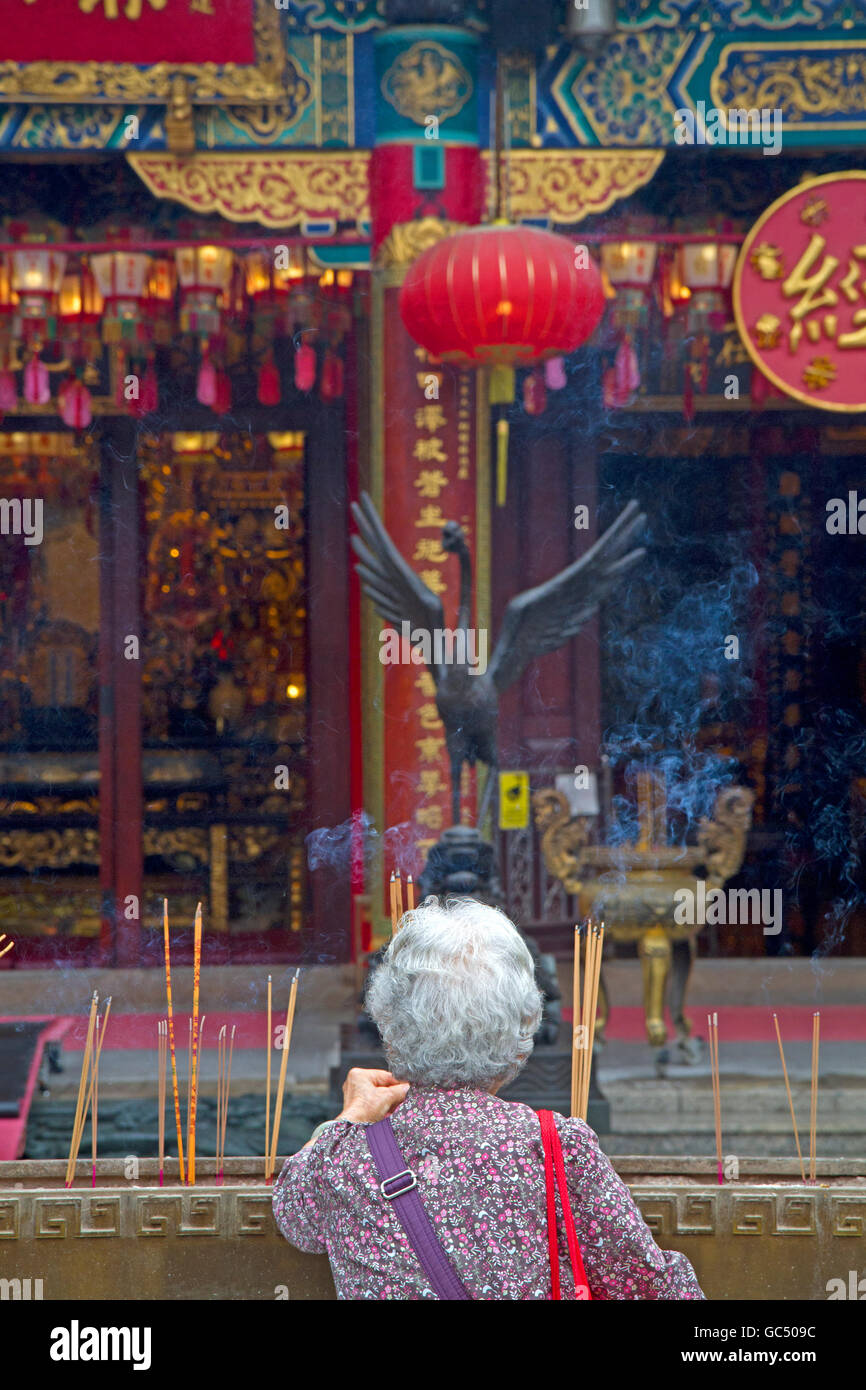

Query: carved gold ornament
376;217;467;269
381;41;472;126
482;150;665;226
128;151;371;229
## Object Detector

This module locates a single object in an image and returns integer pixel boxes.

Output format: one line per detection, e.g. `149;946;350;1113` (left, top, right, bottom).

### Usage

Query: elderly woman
273;898;704;1300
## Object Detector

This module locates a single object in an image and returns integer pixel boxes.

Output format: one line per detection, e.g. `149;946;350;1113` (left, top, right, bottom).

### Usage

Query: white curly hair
365;896;543;1090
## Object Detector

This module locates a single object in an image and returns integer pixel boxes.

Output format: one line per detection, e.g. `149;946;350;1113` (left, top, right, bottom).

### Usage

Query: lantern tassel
496;417;509;508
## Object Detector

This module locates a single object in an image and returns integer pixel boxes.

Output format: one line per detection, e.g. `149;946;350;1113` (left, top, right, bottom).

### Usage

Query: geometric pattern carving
636;1193;717;1237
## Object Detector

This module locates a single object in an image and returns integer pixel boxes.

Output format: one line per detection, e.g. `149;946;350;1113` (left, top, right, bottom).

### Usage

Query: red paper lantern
398;225;604;366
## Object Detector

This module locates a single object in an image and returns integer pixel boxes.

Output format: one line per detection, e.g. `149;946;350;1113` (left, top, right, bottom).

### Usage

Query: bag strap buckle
380;1167;417;1200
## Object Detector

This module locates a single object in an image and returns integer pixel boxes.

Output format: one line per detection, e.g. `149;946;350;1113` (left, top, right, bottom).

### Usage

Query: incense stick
158;1020;167;1188
394;870;404;931
163;900;185;1185
265;975;272;1181
570;924;581;1119
268;969;300;1182
185;1017;193;1161
188;901;202;1186
406;874;415;910
220;1025;236;1184
89;998;112;1188
708;1013;723;1184
216;1025;226;1183
65;993;98;1188
0;936;14;960
389;872;398;933
581;922;605;1121
772;1013;805;1182
810;1011;820;1183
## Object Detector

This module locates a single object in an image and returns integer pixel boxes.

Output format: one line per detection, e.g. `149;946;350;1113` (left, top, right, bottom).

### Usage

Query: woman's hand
337;1068;409;1124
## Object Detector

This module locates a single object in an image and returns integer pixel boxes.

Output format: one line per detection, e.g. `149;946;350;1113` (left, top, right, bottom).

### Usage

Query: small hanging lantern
245;244;305;337
677;242;736;334
145;257;176;345
175;244;233;335
10;244;67;341
90;248;151;343
600;241;657;335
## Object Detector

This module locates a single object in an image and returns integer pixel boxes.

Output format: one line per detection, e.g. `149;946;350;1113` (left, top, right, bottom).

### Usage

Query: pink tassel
24;355;50;406
257;358;281;406
0;370;17;411
294;342;316;393
319;349;343;401
59;377;93;430
214;370;232;415
544;356;567;390
196;353;217;406
523;368;547;416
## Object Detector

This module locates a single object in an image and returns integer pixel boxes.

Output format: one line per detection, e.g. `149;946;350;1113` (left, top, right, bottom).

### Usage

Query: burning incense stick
265;974;272;1181
89;998;112;1188
158;1020;167;1188
268;969;300;1182
570;924;581;1119
772;1013;805;1182
810;1011;820;1183
581;922;605;1121
389;872;398;933
220;1025;236;1183
185;1017;193;1159
406;874;415;911
216;1024;226;1182
66;993;98;1188
163;899;185;1185
708;1013;723;1184
188;901;203;1186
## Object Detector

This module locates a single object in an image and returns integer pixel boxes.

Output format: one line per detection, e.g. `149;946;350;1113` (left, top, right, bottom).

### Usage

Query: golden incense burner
533;778;754;1060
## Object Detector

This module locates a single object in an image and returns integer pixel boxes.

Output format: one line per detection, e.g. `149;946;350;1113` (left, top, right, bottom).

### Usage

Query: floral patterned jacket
273;1085;705;1301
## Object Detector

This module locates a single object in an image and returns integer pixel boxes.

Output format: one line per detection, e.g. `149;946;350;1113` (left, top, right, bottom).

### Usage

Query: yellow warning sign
499;771;529;830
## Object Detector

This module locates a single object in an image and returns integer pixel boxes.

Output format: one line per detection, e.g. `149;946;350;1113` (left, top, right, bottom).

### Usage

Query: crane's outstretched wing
486;500;646;695
350;491;445;653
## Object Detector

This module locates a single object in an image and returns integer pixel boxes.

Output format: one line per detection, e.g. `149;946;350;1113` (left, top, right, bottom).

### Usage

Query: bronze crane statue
350;491;646;829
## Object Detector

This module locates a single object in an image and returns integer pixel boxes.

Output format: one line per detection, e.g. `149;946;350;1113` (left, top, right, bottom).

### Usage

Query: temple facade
1;0;866;969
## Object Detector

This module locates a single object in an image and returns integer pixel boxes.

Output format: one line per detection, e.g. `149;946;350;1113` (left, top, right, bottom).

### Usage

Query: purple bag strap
365;1116;470;1301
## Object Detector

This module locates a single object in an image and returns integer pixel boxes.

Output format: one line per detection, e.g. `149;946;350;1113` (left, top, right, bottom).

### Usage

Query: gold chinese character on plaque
415;735;445;762
415;805;445;831
412;538;447;564
750;242;785;280
414;405;448;433
800;198;829;228
802;356;837;390
782;234;840;351
419;568;448;595
417;702;442;731
79;0;167;15
754;314;782;350
414;671;436;698
413;438;448;464
418;769;446;798
415;504;446;529
414;470;449;499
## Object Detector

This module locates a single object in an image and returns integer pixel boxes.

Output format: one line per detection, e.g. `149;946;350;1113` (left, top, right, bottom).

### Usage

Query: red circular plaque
734;171;866;413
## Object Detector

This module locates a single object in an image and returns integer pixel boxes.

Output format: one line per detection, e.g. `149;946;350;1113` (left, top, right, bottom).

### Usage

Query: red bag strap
540;1109;562;1299
538;1110;593;1301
